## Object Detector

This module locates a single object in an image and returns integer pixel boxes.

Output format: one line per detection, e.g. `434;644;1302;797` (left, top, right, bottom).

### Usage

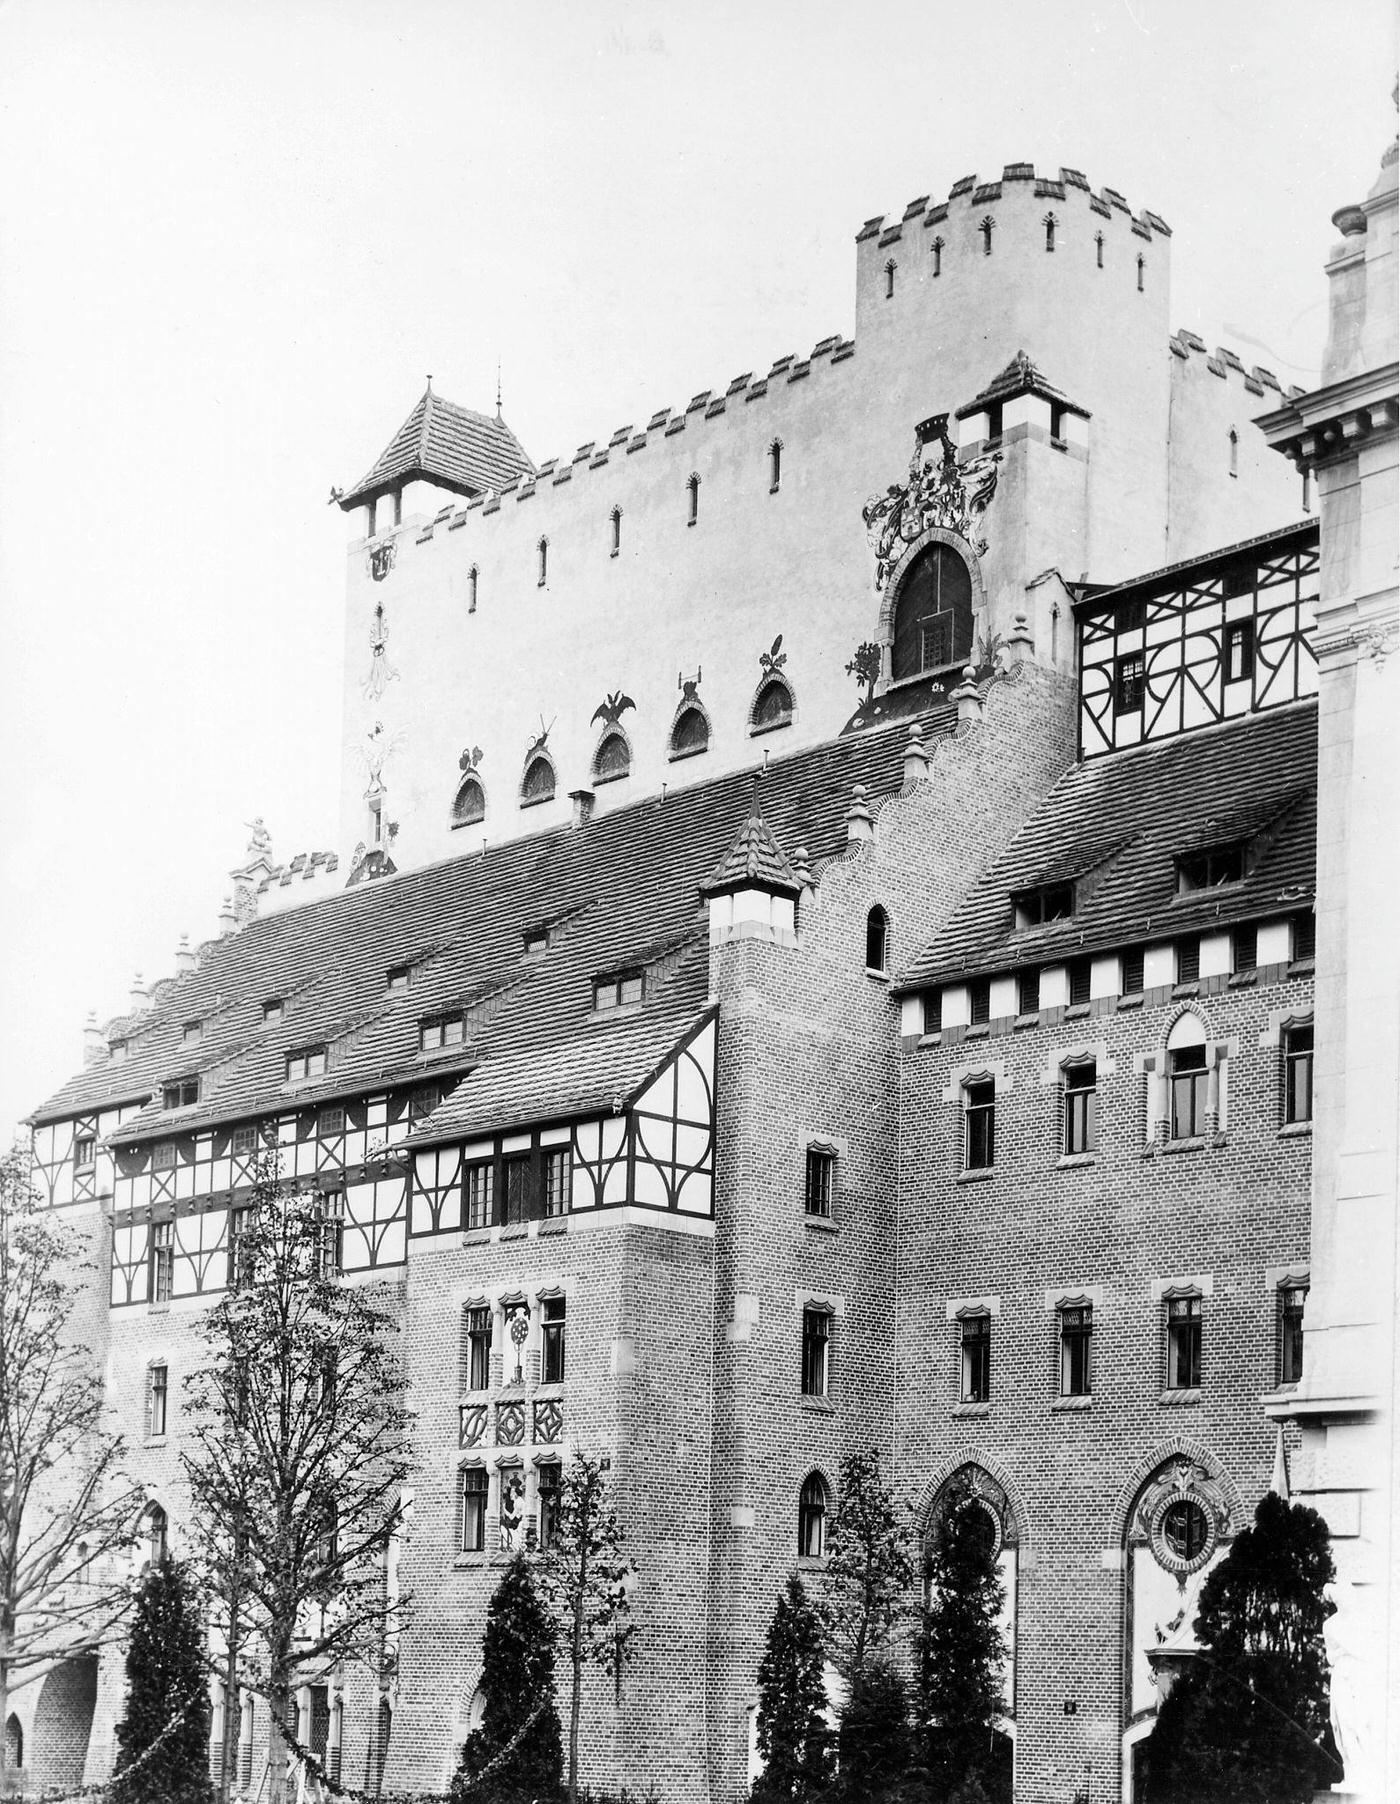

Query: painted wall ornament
367;540;397;583
678;666;703;702
362;601;400;702
846;641;882;705
758;634;787;675
591;691;636;728
459;745;484;773
863;417;1002;591
526;717;555;761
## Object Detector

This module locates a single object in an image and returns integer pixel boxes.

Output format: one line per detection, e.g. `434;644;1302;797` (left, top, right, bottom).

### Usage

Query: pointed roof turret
700;783;802;897
955;349;1090;421
339;382;536;511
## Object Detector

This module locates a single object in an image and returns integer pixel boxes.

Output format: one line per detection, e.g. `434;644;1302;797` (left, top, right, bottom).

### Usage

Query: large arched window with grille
891;542;975;680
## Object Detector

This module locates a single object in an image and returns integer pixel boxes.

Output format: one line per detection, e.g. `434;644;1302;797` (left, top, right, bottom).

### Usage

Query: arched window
144;1503;168;1566
931;236;943;277
468;565;478;612
980;216;994;255
451;774;485;829
687;474;700;526
670;706;709;759
750;677;793;734
521;755;555;806
798;1472;829;1559
865;906;890;974
1044;213;1056;252
884;259;896;298
537;538;548;586
593;730;630;784
610;507;621;556
769;441;782;492
6;1713;22;1772
891;541;975;680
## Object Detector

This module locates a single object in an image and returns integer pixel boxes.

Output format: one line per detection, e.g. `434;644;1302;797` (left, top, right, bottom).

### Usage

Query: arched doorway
30;1652;98;1792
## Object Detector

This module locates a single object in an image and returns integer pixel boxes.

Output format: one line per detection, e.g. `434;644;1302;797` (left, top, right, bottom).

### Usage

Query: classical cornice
1256;362;1399;470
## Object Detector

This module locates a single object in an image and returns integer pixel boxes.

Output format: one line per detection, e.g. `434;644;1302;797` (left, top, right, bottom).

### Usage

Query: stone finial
846;784;875;848
175;934;196;977
902;723;931;789
952;665;983;726
1004;610;1036;669
129;973;150;1014
791;846;813;889
218;896;237;938
83;1011;105;1068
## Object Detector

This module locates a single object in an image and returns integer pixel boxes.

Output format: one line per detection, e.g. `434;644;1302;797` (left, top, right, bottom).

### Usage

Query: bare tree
0;1147;141;1792
180;1156;413;1804
536;1454;636;1804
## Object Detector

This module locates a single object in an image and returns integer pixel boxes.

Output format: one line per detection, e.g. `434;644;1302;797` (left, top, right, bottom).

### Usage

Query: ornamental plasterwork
496;1400;526;1447
362;601;399;702
1128;1457;1230;1577
459;1403;487;1449
926;1461;1017;1556
863;419;1002;591
367;540;396;582
534;1399;564;1444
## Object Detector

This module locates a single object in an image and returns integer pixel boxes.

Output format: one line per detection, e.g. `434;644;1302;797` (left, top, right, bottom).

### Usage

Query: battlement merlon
854;164;1171;251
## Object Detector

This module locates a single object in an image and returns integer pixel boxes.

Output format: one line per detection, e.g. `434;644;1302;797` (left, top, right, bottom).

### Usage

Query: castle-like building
18;146;1398;1804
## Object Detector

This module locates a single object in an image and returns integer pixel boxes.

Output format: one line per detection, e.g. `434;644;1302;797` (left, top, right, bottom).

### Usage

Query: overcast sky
0;0;1395;1138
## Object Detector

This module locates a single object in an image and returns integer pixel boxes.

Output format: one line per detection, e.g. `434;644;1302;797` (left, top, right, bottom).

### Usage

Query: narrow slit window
541;1297;566;1384
800;1308;830;1398
610;508;621;556
1137;254;1145;292
537;538;548;586
769;441;782;492
687;474;700;526
468;565;478;612
149;1221;175;1304
1095;233;1104;269
884;259;896;298
1044;214;1056;252
960;1313;991;1402
459;1468;488;1553
980;216;994;256
146;1363;169;1438
543;1148;571;1219
1228;428;1239;478
1224;619;1255;683
1292;914;1316;963
537;1462;562;1550
931;236;943;277
1059;1304;1092;1397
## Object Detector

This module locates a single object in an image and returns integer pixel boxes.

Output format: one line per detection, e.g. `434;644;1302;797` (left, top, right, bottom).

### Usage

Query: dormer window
182;1021;202;1047
420;1014;465;1053
263;999;284;1023
1013;883;1074;929
522;928;549;959
109;1039;128;1065
1177;841;1246;893
286;1045;328;1084
162;1078;199;1110
594;972;644;1012
386;965;411;992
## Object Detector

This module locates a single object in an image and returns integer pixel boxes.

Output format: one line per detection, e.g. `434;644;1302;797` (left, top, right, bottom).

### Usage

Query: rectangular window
543;1149;571;1219
162;1078;199;1110
1164;1295;1203;1390
420;1015;465;1052
464;1161;494;1231
800;1308;830;1399
286;1046;328;1083
1114;651;1145;714
964;1081;996;1170
503;1155;532;1225
804;1146;835;1219
1059;1305;1092;1397
1232;924;1258;973
231;1124;258;1156
1064;1061;1098;1155
315;1191;344;1278
1283;1023;1314;1125
227;1205;252;1290
1121;947;1145;995
1292;913;1316;963
149;1220;174;1304
263;998;284;1023
1177;843;1246;892
1169;1045;1208;1140
465;1307;492;1391
1276;1284;1307;1387
386;965;411;992
1068;957;1092;1007
537;1462;562;1550
541;1297;566;1385
146;1363;169;1438
1175;937;1200;985
594;972;644;1011
968;978;991;1025
960;1313;991;1403
1013;883;1074;927
152;1141;177;1170
1016;969;1040;1016
1116;597;1146;633
460;1467;488;1554
317;1106;345;1138
74;1135;96;1171
922;990;942;1035
1224;619;1255;683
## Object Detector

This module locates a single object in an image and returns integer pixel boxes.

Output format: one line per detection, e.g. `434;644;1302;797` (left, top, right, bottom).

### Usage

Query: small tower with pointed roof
700;784;802;945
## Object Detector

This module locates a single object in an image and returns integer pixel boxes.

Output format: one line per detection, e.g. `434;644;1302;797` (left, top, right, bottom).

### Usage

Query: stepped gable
339;382;536;510
893;700;1317;993
30;705;954;1140
700;788;801;896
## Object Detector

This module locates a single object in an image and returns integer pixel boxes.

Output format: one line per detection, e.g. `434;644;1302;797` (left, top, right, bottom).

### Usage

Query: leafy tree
821;1450;915;1690
109;1556;214;1804
915;1483;1007;1801
536;1454;636;1804
1142;1491;1340;1804
452;1552;564;1804
0;1148;141;1794
180;1156;414;1804
751;1575;832;1803
834;1657;912;1802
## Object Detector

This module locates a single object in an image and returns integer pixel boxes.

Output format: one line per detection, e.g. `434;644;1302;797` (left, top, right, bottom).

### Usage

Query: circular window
1149;1490;1219;1575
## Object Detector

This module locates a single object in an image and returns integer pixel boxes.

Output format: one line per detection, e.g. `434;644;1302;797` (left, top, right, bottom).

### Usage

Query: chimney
952;665;983;727
846;784;875;849
569;788;596;828
902;723;931;789
129;972;150;1014
83;1011;105;1068
218;896;237;937
175;934;196;977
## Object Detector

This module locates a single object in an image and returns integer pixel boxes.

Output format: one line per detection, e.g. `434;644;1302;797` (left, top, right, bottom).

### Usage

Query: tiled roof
340;385;535;508
701;792;801;895
894;702;1317;993
32;700;959;1139
1073;521;1318;617
955;350;1087;420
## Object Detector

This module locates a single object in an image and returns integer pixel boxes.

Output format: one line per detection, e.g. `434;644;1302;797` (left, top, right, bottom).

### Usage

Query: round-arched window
865;906;890;974
798;1472;829;1559
892;542;974;680
451;775;485;828
593;731;630;784
751;677;793;733
670;706;709;759
522;756;555;805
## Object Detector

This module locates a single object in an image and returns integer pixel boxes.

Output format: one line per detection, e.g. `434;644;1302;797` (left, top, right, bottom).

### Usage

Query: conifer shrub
751;1575;832;1803
109;1557;214;1804
452;1552;565;1804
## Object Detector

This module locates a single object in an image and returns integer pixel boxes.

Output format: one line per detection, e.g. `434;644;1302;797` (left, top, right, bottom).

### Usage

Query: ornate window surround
876;527;987;696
